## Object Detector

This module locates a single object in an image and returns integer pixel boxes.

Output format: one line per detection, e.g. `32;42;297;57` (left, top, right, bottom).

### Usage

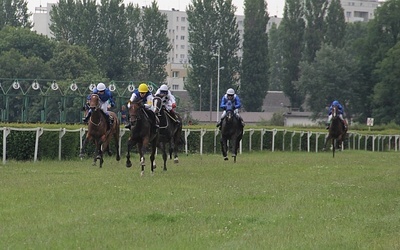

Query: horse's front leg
139;143;146;176
126;138;133;168
220;137;228;160
79;136;89;158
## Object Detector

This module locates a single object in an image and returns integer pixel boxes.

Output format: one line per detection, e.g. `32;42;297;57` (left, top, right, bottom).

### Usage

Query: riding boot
326;122;330;130
105;114;111;130
216;119;222;128
125;124;131;129
83;110;92;123
240;117;245;127
170;110;180;124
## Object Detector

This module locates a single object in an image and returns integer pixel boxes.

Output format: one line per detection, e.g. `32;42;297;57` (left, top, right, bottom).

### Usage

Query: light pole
198;84;202;111
216;47;224;122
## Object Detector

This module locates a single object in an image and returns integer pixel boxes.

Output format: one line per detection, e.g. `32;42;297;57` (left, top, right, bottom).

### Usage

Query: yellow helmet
138;83;148;93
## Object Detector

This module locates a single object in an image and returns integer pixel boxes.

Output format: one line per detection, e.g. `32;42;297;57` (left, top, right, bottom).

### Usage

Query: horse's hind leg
80;137;89;158
126;139;133;168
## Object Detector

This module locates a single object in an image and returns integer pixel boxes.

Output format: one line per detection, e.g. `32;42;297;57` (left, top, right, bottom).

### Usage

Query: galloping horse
79;94;120;167
220;100;244;162
323;105;347;157
153;96;183;171
126;98;159;176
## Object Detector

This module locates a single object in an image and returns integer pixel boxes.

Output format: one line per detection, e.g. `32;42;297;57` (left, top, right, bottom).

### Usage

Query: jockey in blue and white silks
216;88;245;127
326;100;347;129
83;82;115;126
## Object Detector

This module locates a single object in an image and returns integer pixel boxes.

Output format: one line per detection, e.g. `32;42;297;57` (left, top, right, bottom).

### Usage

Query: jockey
126;83;159;130
83;82;115;128
155;84;180;124
216;88;245;128
326;100;347;129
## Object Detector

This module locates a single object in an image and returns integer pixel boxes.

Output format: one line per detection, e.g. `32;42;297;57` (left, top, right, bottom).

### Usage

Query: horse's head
153;96;163;115
332;105;339;118
225;100;234;123
128;98;144;128
88;94;101;111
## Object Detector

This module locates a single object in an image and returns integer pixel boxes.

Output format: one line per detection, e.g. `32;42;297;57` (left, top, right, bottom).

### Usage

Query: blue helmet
332;100;339;106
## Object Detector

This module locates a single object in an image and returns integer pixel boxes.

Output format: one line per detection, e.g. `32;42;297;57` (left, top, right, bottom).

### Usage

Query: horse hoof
126;162;132;168
96;155;101;160
140;171;144;177
92;162;96;166
224;157;228;161
116;155;121;161
174;158;179;163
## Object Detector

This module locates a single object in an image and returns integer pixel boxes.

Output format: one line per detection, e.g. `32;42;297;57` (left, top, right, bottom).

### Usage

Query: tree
0;0;31;29
268;23;283;91
325;0;345;48
299;44;359;119
186;0;240;112
241;0;269;112
140;1;171;84
303;0;328;63
49;41;102;80
125;3;143;80
279;0;305;109
372;42;400;124
96;0;130;80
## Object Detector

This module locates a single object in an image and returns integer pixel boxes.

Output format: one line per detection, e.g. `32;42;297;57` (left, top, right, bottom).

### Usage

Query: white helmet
226;88;235;95
160;84;169;92
97;82;106;91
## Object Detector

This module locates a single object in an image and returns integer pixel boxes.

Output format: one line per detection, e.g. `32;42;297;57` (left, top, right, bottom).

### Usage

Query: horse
220;100;244;162
79;94;120;167
323;105;347;157
153;96;183;171
125;98;159;176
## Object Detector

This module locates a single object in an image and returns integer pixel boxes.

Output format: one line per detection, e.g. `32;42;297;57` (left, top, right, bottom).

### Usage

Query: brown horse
153;96;183;171
79;94;120;167
323;105;347;157
126;98;159;176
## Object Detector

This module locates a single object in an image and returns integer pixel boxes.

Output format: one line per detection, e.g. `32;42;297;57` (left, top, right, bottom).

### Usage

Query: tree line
1;0;400;125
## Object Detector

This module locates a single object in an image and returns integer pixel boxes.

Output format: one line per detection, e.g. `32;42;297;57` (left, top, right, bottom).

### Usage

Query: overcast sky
28;0;284;17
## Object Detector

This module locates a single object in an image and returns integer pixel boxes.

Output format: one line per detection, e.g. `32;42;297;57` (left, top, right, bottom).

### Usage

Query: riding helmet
226;88;235;95
138;83;149;93
97;82;106;91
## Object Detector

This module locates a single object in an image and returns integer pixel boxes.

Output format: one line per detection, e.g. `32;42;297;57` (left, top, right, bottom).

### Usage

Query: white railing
1;127;400;164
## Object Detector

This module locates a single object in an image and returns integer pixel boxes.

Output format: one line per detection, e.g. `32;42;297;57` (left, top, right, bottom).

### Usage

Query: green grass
1;151;400;249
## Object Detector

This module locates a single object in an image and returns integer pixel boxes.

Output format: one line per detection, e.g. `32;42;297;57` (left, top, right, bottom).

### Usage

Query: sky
28;0;284;17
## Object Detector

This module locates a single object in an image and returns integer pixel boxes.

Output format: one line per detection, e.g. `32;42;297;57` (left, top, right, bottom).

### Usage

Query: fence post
2;127;10;164
58;128;66;160
34;128;43;162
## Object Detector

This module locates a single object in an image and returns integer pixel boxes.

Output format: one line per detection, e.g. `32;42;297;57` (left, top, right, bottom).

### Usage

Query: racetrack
1;151;399;249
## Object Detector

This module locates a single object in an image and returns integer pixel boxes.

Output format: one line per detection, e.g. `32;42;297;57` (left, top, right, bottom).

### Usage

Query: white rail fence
1;127;400;164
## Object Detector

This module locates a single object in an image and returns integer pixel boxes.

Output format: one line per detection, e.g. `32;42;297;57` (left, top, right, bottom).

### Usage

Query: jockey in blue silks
326;100;347;129
83;82;115;127
216;88;245;128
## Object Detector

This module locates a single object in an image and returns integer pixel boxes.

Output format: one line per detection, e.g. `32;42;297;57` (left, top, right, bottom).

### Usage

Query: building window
180;35;185;40
172;71;179;78
172;84;179;90
180;54;185;59
181;17;185;22
176;17;179;22
181;26;185;31
180;45;185;49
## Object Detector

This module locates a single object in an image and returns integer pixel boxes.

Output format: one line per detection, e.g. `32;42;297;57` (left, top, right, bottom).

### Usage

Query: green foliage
241;0;269;111
325;0;346;48
299;44;359;119
279;0;305;109
186;0;240;111
0;0;31;29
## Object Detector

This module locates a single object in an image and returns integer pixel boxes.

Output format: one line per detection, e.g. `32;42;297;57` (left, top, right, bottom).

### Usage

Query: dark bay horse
323;105;347;157
220;100;243;162
126;99;159;176
153;96;183;171
79;94;120;167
